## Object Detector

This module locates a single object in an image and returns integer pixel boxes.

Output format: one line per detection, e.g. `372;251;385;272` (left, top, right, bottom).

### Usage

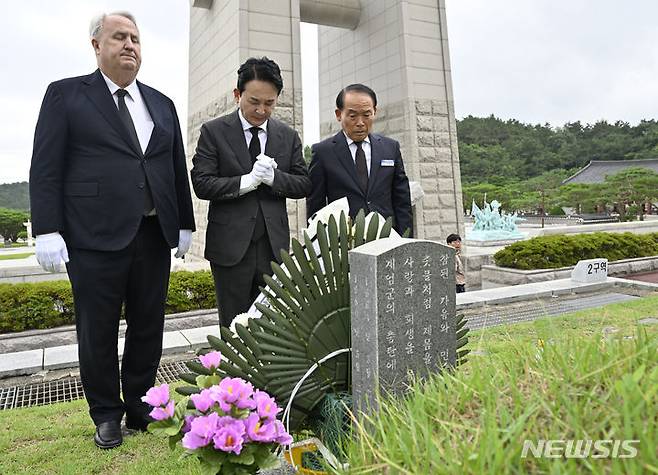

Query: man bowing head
29;11;195;449
191;57;311;328
306;84;413;236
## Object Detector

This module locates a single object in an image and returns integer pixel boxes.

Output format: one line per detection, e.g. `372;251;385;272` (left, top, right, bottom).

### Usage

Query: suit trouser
66;216;171;425
210;235;273;328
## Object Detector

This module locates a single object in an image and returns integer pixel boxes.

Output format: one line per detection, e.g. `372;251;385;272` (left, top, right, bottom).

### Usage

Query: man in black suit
191;57;311;328
29;12;195;449
306;84;413;236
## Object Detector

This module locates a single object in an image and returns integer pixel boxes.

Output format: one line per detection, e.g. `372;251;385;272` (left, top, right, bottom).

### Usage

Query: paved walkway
0;248;36;267
0;251;209;283
1;276;656;379
625;270;658;284
0;246;34;255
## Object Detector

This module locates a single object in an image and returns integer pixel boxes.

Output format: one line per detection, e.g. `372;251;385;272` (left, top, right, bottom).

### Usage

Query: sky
2;0;658;184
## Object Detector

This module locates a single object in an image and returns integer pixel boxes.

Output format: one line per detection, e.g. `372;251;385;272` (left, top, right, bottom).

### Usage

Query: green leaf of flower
229;452;255;465
198;459;222;475
198;446;228;465
195;373;221;389
258;452;281;470
147;418;183;437
147;416;183;436
174;398;189;419
168;432;183;451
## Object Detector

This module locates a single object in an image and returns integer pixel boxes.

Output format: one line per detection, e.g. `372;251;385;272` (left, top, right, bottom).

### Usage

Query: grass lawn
341;296;658;474
0;295;656;474
0;252;33;261
0;400;199;474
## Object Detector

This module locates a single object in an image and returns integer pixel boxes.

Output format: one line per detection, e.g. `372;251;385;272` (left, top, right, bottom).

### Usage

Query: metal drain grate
0;378;85;410
467;292;638;330
155;360;191;385
0;359;193;411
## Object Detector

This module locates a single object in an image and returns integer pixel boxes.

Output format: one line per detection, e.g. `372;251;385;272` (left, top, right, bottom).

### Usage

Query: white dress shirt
343;131;371;175
101;71;154;154
238;109;269;195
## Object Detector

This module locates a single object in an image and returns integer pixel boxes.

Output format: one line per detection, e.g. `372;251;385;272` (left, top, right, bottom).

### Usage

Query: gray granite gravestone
571;258;608;283
349;238;457;415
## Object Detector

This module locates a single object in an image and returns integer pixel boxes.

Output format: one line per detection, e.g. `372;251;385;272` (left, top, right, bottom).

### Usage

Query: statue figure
471;199;485;231
468;198;526;242
489;200;504;229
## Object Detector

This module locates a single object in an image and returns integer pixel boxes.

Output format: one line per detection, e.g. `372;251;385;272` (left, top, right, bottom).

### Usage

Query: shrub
493;232;658;270
165;270;216;314
0;281;74;333
0;270;216;333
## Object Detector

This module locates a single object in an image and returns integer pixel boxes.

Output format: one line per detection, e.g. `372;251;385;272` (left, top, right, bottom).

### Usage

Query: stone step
1;277;656;378
0;325;220;378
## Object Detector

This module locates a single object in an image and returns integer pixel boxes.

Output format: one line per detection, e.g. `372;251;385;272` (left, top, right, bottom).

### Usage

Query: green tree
518;169;574;215
0;208;29;242
0;182;29;210
462;181;517;213
457;116;658;185
556;183;606;215
601;167;658;221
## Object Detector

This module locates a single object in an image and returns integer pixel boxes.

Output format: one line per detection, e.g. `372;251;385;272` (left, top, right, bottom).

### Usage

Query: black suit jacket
306;132;413;235
191;110;311;266
29;70;195;250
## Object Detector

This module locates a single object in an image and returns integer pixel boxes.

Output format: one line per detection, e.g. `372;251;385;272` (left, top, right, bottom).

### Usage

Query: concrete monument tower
187;0;463;258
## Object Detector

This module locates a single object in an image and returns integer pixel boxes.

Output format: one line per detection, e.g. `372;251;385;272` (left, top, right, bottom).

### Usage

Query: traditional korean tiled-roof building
563;159;658;184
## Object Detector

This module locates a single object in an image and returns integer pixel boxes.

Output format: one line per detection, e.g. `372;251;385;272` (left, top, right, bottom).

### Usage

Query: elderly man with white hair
29;11;195;449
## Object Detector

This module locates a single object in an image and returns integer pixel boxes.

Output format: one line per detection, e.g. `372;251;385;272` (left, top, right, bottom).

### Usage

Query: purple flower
141;384;170;407
181;415;194;434
199;351;222;371
234;384;256;410
274;420;293;445
216;378;255;411
149;399;175;421
254;390;280;420
190;389;215;413
182;413;220;450
182;431;208;450
216;415;240;428
244;413;277;443
218;378;251;403
208;385;232;413
192;412;220;438
213;419;246;455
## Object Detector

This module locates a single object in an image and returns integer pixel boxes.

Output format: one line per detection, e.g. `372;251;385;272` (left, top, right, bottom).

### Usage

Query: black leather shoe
125;413;153;432
94;421;122;449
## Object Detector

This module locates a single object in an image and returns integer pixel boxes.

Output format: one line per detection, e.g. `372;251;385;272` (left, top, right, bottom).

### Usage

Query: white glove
175;229;193;258
253;156;275;186
35;232;69;273
257;154;278;170
240;161;264;193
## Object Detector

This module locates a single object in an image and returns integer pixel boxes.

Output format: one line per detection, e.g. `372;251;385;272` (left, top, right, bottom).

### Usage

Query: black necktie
116;89;142;155
247;126;266;240
116;89;154;215
355;141;368;193
248;126;261;162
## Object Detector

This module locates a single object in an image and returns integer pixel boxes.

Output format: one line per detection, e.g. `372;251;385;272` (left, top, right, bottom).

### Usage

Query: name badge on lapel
381;159;395;167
